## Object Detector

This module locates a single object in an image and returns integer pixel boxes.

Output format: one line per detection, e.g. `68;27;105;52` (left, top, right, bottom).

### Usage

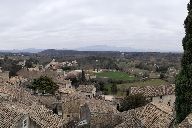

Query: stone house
61;94;86;122
0;68;9;83
80;99;119;128
0;102;29;128
77;85;96;98
18;60;26;67
127;68;149;78
85;73;96;81
116;102;175;128
0;84;66;128
101;95;115;102
129;84;175;107
59;80;72;89
0;101;65;128
115;109;143;128
28;67;40;72
45;59;60;70
149;72;160;79
45;59;78;71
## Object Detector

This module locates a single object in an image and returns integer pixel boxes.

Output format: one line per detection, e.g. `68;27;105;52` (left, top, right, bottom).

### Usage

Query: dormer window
23;119;27;127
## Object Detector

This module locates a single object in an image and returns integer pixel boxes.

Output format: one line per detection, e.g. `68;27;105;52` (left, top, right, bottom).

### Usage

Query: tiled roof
36;95;57;109
0;85;39;105
117;103;174;128
0;102;26;128
129;84;175;97
3;102;65;128
28;103;65;128
59;88;76;94
85;99;118;114
137;103;174;128
115;110;143;128
77;85;96;93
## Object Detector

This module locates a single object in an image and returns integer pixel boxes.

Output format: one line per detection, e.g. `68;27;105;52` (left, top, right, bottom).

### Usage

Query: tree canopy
31;76;59;95
176;0;192;123
118;94;149;112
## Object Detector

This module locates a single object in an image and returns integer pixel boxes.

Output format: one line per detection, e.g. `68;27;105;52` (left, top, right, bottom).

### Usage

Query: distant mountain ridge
0;45;182;53
0;45;141;53
76;45;142;52
38;49;121;58
0;48;44;53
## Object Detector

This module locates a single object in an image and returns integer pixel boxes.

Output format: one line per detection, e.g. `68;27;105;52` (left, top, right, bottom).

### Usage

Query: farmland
95;71;135;81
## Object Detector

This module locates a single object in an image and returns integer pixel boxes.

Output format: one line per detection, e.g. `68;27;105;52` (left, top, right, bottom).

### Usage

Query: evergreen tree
31;76;59;95
176;0;192;123
118;94;148;112
111;83;117;94
81;69;86;83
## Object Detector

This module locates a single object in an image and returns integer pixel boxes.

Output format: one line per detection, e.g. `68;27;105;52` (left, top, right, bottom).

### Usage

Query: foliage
0;57;22;76
135;62;150;70
117;79;168;91
156;65;169;73
118;94;149;112
25;58;39;68
111;83;118;94
31;76;59;94
81;69;86;83
176;0;192;123
62;66;76;71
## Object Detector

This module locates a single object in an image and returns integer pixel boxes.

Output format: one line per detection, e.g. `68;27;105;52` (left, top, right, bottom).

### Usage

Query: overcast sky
0;0;188;51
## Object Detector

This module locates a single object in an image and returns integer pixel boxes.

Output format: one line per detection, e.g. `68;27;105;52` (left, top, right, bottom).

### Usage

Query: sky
0;0;189;52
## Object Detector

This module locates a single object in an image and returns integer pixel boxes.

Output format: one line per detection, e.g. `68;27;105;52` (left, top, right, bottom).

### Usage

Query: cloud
0;0;188;51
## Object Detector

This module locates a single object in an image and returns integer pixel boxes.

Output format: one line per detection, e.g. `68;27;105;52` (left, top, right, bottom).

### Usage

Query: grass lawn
95;71;135;81
117;79;169;91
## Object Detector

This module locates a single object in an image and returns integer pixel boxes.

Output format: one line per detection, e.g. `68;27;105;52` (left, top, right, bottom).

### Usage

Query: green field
95;71;135;81
117;79;168;91
96;71;167;96
103;79;168;96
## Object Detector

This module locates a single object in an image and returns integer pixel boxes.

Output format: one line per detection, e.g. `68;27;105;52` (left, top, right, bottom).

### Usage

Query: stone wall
152;94;175;107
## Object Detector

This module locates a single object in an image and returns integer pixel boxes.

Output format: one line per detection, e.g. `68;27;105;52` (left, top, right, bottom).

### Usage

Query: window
23;120;27;127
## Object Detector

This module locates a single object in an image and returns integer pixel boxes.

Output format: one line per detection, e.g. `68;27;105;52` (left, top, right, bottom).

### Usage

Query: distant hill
76;45;142;52
0;48;44;53
38;49;121;58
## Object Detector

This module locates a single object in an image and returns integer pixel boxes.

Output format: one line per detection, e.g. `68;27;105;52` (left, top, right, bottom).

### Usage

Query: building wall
92;88;96;97
0;71;9;83
80;104;91;123
84;92;94;98
15;115;30;128
66;82;72;88
62;99;81;122
80;103;120;128
80;104;114;128
90;113;114;128
29;119;41;128
15;116;41;128
152;94;175;107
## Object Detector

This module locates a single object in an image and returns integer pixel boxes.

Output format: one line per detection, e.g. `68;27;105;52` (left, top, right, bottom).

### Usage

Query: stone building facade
116;102;175;128
129;84;175;107
77;85;96;99
0;70;9;83
80;99;119;128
